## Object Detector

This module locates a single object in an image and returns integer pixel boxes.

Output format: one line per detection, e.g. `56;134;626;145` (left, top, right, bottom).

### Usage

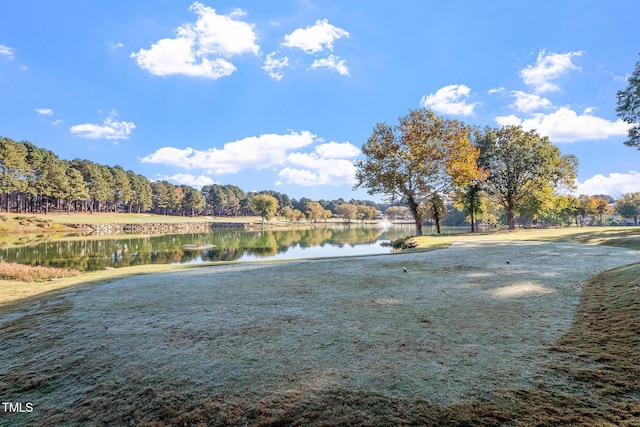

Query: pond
0;224;469;272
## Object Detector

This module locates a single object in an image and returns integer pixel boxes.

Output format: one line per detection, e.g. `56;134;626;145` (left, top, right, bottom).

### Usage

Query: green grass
409;226;640;251
535;227;640;250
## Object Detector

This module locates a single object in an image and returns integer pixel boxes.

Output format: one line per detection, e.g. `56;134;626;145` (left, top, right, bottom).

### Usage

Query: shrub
391;236;413;249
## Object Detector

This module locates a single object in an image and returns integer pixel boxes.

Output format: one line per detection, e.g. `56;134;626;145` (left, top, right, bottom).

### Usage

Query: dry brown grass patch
0;260;81;282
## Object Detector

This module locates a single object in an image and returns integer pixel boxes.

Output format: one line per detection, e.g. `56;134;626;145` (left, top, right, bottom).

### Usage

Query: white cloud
143;147;192;166
0;44;26;69
495;107;630;142
265;18;350;79
278;140;359;186
134;37;236;78
70;111;136;141
495;114;521;127
52;119;64;126
613;73;629;83
131;2;259;79
282;19;349;53
309;54;349;75
576;171;640;198
314;141;360;158
0;44;15;59
36;108;54;116
262;52;289;81
420;84;478;116
163;173;215;187
279;157;357;186
142;131;360;187
510;91;551;113
278;167;321;186
141;131;317;174
520;49;583;93
108;41;124;50
488;87;504;95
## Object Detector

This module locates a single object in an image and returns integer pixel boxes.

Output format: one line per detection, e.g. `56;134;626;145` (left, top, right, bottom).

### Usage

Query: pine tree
0;137;31;212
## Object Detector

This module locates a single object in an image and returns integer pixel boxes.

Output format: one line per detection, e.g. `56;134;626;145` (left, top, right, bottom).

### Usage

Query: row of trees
354;109;578;234
0;137;154;215
247;193;379;224
381;192;640;229
0;136;383;221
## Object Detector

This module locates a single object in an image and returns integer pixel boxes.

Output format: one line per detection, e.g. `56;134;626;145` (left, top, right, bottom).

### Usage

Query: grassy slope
428;261;640;427
155;262;640;426
0;214;79;233
1;226;639;425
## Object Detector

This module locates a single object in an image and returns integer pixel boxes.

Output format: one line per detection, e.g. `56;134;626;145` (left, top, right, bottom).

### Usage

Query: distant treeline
0;136;381;218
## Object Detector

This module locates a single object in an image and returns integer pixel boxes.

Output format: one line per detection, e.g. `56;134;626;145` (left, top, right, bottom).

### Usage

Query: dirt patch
1;240;640;425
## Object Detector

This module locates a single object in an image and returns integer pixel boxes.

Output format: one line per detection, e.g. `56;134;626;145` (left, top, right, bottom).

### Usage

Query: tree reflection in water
0;225;420;272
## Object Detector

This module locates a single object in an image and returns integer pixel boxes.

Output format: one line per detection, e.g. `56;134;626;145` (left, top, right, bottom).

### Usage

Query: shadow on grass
530;227;640;251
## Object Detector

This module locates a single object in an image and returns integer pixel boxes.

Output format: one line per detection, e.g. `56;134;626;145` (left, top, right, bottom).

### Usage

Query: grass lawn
23;212;260;225
1;227;640;426
408;225;640;251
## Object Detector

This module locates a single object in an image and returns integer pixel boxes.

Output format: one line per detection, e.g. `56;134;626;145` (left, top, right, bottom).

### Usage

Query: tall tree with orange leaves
354;108;482;235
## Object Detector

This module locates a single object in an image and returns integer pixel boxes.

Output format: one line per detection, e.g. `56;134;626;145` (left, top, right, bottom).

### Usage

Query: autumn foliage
355;108;483;235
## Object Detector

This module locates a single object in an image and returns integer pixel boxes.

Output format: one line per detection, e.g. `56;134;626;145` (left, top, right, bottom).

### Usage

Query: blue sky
1;0;639;202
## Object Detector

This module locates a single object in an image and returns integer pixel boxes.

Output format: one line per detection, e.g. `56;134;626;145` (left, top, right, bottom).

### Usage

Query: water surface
0;224;469;271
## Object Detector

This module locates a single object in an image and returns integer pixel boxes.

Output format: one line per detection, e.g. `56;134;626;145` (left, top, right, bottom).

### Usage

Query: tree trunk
506;205;515;230
432;200;442;234
407;195;423;236
470;195;476;233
